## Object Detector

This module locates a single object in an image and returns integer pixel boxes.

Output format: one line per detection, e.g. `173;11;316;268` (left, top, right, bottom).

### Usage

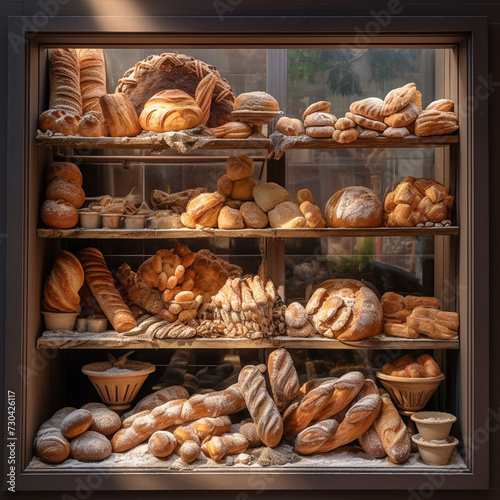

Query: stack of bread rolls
40;162;85;229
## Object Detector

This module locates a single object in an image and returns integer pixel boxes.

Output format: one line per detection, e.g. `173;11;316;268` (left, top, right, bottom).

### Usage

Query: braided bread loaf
238;365;283;447
77;247;137;332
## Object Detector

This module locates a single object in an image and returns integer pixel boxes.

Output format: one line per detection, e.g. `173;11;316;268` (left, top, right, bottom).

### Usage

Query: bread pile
304;279;384;341
40;162;85;229
35;348;414;466
381;292;459;340
381;353;442;378
383;177;454;227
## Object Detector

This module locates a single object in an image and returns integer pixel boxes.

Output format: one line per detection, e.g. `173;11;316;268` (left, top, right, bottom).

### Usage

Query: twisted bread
266;348;300;412
34;407;75;463
373;392;411;464
204;433;248;461
42;250;84;313
77;247;137;332
238;365;283;447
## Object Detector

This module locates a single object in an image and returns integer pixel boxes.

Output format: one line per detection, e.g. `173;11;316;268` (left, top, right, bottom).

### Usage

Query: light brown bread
100;93;142;137
77;49;107;114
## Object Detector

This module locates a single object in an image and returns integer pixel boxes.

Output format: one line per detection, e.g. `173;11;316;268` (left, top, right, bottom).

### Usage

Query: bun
100;93;142;137
240;202;268;228
226;154;254;181
70;430;112;461
78;247;137;332
148;430;177;458
78;111;109;137
305;278;383;341
45;162;83;186
276;117;304;136
45;178;85;209
218;206;244;229
325;186;382;228
41;199;79;228
296;189;314;205
42;250;84;312
38;49;81;135
77;49;107;114
335;117;356;130
139;89;203;132
230;177;256;201
233;91;279;112
332;128;359;144
299;201;325;228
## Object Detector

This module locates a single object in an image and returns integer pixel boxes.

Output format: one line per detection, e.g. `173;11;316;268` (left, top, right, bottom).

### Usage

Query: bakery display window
5;15;488;492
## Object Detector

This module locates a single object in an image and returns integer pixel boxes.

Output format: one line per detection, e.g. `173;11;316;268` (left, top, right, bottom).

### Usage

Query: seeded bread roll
325;186;382;228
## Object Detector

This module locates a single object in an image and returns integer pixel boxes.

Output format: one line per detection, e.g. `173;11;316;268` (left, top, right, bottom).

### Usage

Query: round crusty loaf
240;202;268;229
226;154;255;181
60;409;93;438
45;162;83;186
276;117;304;136
148;430;177;458
70;430;112;461
325;186;382;228
233;91;279;112
186;192;225;228
46;178;86;209
218;206;244;230
303;112;337;128
41;199;79;229
81;402;121;436
230;177;256;201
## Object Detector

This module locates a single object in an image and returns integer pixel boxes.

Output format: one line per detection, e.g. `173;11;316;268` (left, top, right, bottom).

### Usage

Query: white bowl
123;215;145;229
411;411;457;441
411;433;459;465
79;211;101;229
101;214;122;229
87;317;108;333
42;311;79;330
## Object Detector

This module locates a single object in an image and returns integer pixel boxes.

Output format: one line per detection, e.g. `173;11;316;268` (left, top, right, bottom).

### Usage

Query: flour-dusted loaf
267;348;300;412
325;186;383;228
305;279;383;341
45;161;83;186
40;199;79;229
77;247;137;332
252;182;291;213
70;430;112;461
233;91;279;112
349;97;385;122
381;83;417;116
77;49;107;114
45;177;85;209
42;250;84;313
81;402;121;436
99;93;142;137
60;409;93;438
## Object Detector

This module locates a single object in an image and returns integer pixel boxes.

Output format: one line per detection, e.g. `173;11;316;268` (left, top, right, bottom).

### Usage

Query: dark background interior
0;1;498;499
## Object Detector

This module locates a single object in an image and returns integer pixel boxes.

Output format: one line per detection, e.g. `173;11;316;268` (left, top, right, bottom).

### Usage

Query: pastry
116;53;234;128
42;250;84;313
226;154;255;181
345;112;387;132
252;182;291;212
305;279;383;341
77;49;107;114
349;97;385;122
77;247;137;332
381;83;417;116
267;348;300;412
239;202;269;229
45;177;85;209
139;89;203;132
238;365;283;447
276;117;304;136
384;102;420;128
302;101;331;120
100;93;142;137
45;162;83;186
233;91;279;112
414;109;458;136
325;186;382;228
38;48;81;135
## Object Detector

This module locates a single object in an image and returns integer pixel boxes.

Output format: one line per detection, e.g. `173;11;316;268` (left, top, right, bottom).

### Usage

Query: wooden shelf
37;226;459;239
37;330;459;350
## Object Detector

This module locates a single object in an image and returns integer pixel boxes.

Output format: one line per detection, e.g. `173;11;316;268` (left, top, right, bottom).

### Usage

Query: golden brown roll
239;202;269;228
45;178;85;209
185;192;225;228
230;177;256;201
275;117;304;136
45;162;83;186
100;93;142;137
302;101;331;120
325;186;382;228
217;174;233;197
78;111;109;137
335;117;356;130
139;89;203;132
218;206;244;229
226;154;255;181
40;199;79;229
332;128;359;144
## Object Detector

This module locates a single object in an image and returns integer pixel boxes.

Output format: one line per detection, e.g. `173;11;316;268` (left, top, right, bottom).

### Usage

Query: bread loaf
226;155;255;181
233;91;279;112
185;192;225;228
294;419;339;455
345;112;387;132
238;365;283;447
239;202;268;229
100;93;142;137
77;49;107;114
230;177;256;201
332;128;359;144
177;439;201;463
41;199;79;229
414;109;458;136
406;307;459;339
218;206;244;229
381;83;417;116
139;89;203;132
42;250;84;313
45;162;83;186
45;178;85;209
303;112;337;128
195;72;217;125
325;186;382;228
174;416;232;444
349;97;385;121
204;433;248;461
252;182;291;212
70;430;112;461
276;117;304;136
305;125;336;138
38;48;81;135
210;122;252;138
384;102;420;128
60;409;93;438
81;402;121;436
34;407;75;463
148;430;177;458
267;348;300;412
77;247;137;332
302;101;330;120
268;201;307;228
78;111;109;137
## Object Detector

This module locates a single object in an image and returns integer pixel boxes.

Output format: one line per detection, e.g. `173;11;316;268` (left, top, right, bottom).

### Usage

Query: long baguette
78;247;137;332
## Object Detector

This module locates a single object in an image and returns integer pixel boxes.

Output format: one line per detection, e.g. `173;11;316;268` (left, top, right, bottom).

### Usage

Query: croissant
139;89;203;132
42;250;84;313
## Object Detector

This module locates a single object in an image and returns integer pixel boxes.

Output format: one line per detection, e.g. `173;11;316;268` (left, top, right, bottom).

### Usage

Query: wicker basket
82;355;155;411
376;371;445;413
